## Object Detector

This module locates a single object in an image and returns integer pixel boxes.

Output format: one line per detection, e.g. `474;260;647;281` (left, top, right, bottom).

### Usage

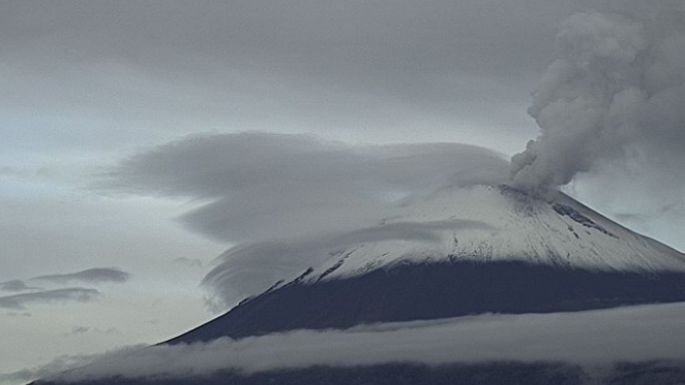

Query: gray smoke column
511;1;685;191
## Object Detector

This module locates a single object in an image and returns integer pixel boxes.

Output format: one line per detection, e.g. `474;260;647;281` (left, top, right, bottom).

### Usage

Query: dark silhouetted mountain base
169;260;685;343
32;361;685;385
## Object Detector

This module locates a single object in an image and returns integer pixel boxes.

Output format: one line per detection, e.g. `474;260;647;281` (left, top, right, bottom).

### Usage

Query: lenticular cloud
107;133;509;243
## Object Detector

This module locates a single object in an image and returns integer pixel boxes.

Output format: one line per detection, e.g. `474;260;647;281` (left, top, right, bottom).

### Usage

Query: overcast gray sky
1;0;683;380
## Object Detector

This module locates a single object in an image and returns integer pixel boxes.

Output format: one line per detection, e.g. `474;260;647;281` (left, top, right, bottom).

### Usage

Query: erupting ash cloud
511;1;685;190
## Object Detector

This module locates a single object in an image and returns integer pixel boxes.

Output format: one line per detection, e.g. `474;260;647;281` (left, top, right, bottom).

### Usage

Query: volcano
33;185;685;385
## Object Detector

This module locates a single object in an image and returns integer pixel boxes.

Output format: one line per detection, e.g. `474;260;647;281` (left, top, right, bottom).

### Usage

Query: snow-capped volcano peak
204;183;685;307
298;184;685;283
177;183;685;345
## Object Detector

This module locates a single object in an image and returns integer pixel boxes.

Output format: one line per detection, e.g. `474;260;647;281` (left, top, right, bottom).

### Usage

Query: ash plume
511;1;685;191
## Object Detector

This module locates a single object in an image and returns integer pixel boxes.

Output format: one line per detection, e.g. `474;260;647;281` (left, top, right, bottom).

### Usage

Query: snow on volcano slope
203;184;685;311
172;184;685;343
298;185;685;284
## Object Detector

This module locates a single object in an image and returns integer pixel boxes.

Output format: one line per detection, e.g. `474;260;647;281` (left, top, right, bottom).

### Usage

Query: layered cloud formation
107;133;508;243
0;267;130;310
0;288;99;310
105;132;509;305
32;268;130;285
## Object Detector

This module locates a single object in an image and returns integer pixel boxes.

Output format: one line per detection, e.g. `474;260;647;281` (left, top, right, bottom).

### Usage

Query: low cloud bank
0;351;139;385
12;302;683;382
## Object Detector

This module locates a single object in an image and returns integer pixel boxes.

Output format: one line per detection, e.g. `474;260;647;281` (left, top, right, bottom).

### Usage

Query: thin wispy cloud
0;268;128;311
31;268;130;285
173;258;204;268
64;326;120;337
0;280;41;292
0;288;100;310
